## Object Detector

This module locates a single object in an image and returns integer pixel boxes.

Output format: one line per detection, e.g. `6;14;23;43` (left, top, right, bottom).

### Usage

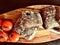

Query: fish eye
26;12;31;15
22;11;31;15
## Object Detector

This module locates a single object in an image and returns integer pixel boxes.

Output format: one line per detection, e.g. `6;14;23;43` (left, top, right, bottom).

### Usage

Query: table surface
0;6;60;45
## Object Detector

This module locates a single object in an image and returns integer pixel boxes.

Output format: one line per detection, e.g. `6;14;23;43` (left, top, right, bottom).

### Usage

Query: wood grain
0;5;60;43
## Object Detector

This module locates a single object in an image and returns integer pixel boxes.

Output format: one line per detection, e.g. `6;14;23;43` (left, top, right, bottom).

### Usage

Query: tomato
0;19;2;27
9;32;20;42
2;20;13;31
0;31;8;42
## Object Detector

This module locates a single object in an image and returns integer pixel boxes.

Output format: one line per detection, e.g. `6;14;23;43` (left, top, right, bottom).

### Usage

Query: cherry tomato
2;20;13;31
0;31;8;42
0;19;2;27
9;32;20;42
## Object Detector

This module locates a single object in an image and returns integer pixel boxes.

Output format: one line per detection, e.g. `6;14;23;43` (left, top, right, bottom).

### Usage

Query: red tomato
0;31;8;42
0;19;2;27
2;20;13;31
9;32;20;42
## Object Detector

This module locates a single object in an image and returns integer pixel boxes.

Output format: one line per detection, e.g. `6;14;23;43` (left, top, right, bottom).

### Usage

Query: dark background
0;0;60;14
0;0;60;45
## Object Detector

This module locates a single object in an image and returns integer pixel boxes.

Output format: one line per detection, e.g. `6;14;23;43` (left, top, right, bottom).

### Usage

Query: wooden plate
0;5;60;43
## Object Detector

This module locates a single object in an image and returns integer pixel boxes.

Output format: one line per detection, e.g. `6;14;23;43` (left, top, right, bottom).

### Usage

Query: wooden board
0;5;60;43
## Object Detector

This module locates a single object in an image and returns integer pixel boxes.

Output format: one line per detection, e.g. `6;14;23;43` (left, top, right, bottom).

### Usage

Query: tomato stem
3;26;7;28
0;35;3;39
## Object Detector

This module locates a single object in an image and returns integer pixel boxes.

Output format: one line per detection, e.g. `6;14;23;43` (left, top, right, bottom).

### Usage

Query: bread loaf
41;5;59;29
